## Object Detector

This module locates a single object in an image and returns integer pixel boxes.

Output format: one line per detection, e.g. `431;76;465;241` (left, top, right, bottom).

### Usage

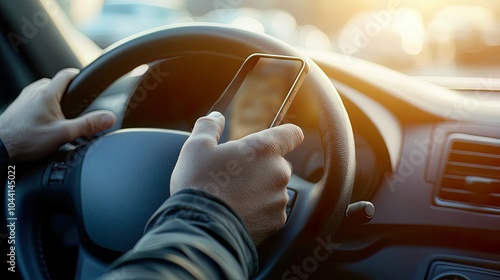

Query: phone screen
210;54;307;142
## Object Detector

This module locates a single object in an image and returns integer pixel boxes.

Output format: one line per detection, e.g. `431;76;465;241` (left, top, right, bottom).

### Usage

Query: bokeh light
60;0;500;77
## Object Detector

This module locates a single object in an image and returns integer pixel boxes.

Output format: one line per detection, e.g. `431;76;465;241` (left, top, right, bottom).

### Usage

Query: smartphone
208;53;309;142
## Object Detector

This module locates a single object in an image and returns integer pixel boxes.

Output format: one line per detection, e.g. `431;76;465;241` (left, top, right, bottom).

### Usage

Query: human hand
170;111;304;245
0;68;116;163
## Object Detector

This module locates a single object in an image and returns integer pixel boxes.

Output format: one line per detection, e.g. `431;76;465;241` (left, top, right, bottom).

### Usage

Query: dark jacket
101;189;258;279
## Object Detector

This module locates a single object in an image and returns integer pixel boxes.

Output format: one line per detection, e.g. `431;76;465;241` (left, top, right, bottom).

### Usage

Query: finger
47;68;80;101
286;160;293;172
188;111;225;147
276;157;293;186
62;110;116;140
19;78;50;97
28;78;51;89
243;123;304;156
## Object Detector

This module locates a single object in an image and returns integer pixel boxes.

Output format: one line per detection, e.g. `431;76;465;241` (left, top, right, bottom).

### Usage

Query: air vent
437;135;500;213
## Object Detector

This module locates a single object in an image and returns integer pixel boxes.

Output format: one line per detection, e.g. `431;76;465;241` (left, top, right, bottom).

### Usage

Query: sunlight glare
70;0;104;24
231;16;266;34
270;10;297;37
130;64;149;77
302;25;332;50
393;9;424;55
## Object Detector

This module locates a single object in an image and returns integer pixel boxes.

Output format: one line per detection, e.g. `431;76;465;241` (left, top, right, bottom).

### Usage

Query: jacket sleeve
0;138;10;181
99;189;259;280
0;139;11;267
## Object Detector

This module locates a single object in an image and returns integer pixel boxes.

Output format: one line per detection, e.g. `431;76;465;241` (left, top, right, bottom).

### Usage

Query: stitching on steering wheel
36;217;52;280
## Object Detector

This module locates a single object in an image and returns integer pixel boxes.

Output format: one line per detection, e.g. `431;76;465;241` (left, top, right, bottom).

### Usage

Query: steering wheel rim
13;23;355;279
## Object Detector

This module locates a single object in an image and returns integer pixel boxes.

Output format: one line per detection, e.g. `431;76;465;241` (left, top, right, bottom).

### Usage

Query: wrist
0;119;19;163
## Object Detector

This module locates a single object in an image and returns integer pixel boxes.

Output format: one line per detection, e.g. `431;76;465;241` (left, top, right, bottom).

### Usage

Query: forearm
100;189;258;280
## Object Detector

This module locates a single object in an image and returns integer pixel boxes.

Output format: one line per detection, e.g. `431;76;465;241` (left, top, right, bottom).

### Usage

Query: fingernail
208;111;223;119
100;114;115;129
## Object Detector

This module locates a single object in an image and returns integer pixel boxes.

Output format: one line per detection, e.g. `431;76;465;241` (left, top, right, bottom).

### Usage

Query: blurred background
57;0;500;78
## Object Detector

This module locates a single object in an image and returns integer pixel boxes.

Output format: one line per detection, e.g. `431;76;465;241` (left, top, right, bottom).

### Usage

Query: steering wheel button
49;163;68;183
50;170;65;182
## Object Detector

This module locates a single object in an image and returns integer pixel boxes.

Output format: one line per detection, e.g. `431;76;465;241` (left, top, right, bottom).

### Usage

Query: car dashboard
84;51;500;280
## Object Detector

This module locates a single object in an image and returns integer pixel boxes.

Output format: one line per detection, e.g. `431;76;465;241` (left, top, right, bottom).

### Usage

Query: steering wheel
12;24;355;279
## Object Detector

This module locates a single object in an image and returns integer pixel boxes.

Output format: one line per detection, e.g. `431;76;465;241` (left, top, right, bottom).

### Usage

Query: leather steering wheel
12;24;355;279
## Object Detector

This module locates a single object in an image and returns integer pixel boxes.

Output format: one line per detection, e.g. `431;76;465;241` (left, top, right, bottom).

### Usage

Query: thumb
63;110;116;140
243;123;304;156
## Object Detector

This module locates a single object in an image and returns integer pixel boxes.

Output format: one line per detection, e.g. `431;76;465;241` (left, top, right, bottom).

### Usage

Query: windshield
61;0;500;78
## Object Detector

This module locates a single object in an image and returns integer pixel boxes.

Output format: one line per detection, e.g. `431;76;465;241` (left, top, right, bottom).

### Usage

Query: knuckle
290;124;304;141
38;78;51;86
281;124;304;150
275;210;287;229
187;135;214;148
281;190;289;208
197;116;219;127
83;117;98;135
34;88;53;103
274;162;292;187
275;196;288;216
276;171;290;187
252;138;280;157
22;79;50;97
56;69;77;79
38;86;51;96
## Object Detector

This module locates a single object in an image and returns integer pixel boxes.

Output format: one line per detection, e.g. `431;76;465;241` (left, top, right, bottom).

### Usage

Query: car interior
1;0;499;279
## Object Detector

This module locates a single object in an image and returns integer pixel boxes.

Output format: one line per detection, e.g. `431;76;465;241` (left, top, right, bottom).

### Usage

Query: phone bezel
208;53;309;128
